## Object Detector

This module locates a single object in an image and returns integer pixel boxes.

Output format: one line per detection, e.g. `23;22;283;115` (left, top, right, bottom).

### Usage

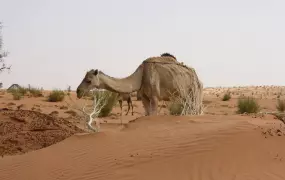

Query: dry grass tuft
222;92;231;101
47;89;65;102
28;87;43;97
276;99;285;112
237;96;260;114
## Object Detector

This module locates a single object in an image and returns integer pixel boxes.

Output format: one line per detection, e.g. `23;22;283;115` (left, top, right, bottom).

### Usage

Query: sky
0;0;285;90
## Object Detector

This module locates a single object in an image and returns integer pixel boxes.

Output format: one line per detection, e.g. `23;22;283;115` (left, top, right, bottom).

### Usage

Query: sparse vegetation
75;90;119;132
7;86;43;98
168;102;184;115
222;92;231;101
237;96;260;114
12;91;22;100
168;78;203;116
28;87;43;97
91;91;118;117
276;99;285;112
7;87;28;98
47;89;65;102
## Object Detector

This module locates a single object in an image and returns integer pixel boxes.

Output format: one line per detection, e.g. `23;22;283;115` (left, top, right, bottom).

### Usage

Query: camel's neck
98;65;143;93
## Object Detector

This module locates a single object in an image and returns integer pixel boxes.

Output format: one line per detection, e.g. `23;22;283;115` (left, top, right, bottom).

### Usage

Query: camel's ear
93;69;98;76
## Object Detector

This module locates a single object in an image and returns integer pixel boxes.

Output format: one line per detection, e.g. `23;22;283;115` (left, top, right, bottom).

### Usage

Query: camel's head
76;69;100;98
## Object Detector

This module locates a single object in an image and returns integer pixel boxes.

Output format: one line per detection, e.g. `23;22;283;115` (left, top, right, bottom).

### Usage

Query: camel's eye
86;80;91;84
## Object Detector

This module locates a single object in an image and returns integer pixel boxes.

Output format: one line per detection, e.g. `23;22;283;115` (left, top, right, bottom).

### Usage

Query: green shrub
7;86;44;98
237;97;260;114
7;87;27;96
29;87;43;97
91;91;118;117
18;87;28;95
47;89;65;102
168;102;184;115
222;92;231;101
276;99;285;112
12;91;22;100
7;87;28;100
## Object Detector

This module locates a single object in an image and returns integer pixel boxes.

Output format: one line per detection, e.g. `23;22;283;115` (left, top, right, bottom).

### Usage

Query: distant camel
118;93;134;116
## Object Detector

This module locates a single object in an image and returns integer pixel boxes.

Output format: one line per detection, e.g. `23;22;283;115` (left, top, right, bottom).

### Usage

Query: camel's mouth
76;89;84;99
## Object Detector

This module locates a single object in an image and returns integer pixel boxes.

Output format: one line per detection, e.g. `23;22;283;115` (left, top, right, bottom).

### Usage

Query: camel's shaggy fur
76;53;203;116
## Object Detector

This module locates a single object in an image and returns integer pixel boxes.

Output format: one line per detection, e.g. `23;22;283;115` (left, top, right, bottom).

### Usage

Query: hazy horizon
1;0;285;90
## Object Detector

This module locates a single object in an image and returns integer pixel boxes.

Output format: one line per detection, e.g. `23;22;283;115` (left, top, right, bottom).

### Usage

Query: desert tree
0;22;11;73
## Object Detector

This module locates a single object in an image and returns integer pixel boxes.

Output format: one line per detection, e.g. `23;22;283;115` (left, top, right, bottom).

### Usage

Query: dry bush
65;90;118;132
47;89;65;102
222;92;231;101
7;87;27;96
237;96;260;114
12;91;22;100
7;86;43;98
168;102;184;115
28;87;43;97
91;91;118;117
167;74;203;116
276;99;285;112
82;91;118;131
7;87;28;100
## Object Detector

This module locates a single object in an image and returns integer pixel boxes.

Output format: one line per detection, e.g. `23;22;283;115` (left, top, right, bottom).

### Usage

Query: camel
117;93;134;116
76;53;203;116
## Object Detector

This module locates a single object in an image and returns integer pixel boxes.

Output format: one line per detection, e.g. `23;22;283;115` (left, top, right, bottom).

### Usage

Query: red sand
0;87;285;179
0;109;84;156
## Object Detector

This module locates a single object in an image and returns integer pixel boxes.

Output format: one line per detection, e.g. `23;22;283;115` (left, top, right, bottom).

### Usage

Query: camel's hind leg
149;96;159;115
125;97;134;116
141;94;151;116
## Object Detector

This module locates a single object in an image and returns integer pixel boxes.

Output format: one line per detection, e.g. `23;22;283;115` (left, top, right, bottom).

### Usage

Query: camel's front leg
118;100;123;116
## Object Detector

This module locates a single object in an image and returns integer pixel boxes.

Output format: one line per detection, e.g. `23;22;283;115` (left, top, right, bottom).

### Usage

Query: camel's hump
142;56;195;72
143;56;178;64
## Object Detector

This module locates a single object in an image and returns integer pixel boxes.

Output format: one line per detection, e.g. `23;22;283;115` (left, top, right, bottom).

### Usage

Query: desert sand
1;86;285;180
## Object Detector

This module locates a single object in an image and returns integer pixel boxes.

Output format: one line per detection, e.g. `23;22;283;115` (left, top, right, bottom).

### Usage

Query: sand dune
1;86;285;179
1;114;285;180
